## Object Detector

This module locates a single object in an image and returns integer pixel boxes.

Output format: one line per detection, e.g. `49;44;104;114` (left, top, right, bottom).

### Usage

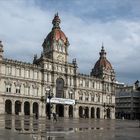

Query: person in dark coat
53;113;57;122
35;113;38;119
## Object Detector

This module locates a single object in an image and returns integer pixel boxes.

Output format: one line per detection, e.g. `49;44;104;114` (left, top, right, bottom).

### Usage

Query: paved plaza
0;115;140;140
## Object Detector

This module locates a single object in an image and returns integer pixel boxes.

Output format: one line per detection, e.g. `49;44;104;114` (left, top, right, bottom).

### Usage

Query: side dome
91;46;113;77
42;13;69;48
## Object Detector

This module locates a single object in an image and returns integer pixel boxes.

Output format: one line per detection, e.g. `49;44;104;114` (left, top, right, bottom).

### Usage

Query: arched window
78;91;83;101
56;78;64;98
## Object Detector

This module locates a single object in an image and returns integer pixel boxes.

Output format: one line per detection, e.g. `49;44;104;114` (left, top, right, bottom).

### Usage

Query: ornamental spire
52;13;61;29
99;43;106;58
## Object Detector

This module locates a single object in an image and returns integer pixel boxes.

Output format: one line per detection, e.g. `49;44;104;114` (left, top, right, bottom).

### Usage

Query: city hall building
0;14;116;119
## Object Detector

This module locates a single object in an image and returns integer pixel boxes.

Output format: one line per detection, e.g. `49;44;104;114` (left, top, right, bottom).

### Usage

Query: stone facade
0;14;116;119
116;81;140;119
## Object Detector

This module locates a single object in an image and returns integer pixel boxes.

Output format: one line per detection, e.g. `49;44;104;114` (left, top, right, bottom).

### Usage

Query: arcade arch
5;100;12;114
106;108;111;119
91;107;95;118
24;101;30;115
33;102;38;115
15;100;21;115
56;104;64;117
96;107;100;119
69;105;73;118
79;106;83;118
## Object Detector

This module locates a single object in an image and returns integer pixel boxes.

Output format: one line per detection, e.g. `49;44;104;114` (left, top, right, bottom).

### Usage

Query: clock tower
42;13;69;63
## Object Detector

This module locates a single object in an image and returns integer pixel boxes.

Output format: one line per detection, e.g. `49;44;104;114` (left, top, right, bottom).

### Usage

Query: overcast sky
0;0;140;85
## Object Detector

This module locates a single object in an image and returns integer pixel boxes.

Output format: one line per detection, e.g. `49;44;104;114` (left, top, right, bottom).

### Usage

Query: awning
47;97;75;105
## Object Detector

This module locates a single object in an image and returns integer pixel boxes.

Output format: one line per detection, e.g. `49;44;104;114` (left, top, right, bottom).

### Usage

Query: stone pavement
0;115;140;140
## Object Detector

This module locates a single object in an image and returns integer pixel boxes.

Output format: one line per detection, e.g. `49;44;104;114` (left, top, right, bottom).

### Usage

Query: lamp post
103;102;110;119
46;88;53;120
103;102;106;119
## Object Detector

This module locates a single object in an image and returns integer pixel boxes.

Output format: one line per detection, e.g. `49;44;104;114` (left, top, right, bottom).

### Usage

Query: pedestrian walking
35;113;38;119
53;113;57;122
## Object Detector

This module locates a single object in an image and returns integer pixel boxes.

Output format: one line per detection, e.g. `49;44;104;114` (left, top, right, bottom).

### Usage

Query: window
70;77;73;86
34;71;38;79
85;80;89;87
24;86;30;95
6;66;12;75
6;85;11;93
16;87;20;94
91;96;94;102
85;93;89;101
34;88;38;96
27;87;30;95
92;82;94;88
16;68;21;77
25;70;30;78
79;94;83;100
109;96;111;104
80;80;83;87
85;96;89;101
96;95;100;102
69;93;73;99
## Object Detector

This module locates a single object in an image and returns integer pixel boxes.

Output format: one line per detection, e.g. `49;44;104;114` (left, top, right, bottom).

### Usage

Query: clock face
57;54;64;62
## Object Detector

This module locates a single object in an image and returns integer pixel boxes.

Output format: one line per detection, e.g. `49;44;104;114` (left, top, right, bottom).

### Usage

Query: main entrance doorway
56;104;64;117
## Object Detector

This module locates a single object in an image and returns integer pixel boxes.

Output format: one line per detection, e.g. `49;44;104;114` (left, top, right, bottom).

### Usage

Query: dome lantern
52;13;61;29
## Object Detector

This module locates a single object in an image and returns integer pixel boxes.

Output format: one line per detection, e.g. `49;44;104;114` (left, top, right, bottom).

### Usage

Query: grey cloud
0;0;140;85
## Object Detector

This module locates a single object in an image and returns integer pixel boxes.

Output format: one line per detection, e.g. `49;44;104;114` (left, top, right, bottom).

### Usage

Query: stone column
94;107;97;119
12;100;15;115
101;107;104;119
64;105;69;118
39;102;46;117
73;105;79;118
88;107;91;118
21;101;24;116
12;117;15;131
0;98;5;114
111;107;115;119
21;118;24;131
30;102;33;116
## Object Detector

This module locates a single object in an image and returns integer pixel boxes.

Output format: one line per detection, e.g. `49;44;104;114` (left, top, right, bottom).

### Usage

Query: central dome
46;28;67;44
43;13;69;47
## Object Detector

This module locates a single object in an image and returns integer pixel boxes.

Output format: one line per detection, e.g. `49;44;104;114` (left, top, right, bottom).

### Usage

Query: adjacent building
116;81;140;119
0;14;116;119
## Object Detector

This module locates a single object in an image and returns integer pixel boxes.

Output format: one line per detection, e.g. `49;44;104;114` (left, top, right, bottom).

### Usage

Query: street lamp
46;88;53;120
103;102;111;119
103;102;107;119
